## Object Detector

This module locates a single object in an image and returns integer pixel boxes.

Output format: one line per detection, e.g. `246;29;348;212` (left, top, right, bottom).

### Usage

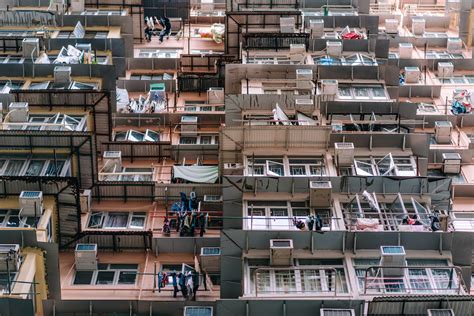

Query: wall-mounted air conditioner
19;191;43;217
203;195;223;203
290;44;306;55
22;38;40;58
75;244;98;271
385;19;398;34
380;245;406;277
320;309;355;316
404;66;420;83
200;247;221;272
412;18;425;35
184;306;213;316
80;189;92;214
181;115;198;134
296;69;313;90
207;87;224;104
438;62;454;78
295;98;313;107
70;0;85;13
310;181;332;208
427;309;455;316
321;79;338;95
334;142;354;166
442;153;461;174
54;66;72;84
447;38;462;54
75;43;92;52
103;151;122;172
309;19;324;38
270;239;293;266
0;244;21;271
435;121;452;144
327;41;342;57
8;102;29;122
399;43;413;59
280;17;296;33
200;0;214;12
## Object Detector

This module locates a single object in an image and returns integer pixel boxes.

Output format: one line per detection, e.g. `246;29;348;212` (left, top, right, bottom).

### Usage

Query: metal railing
362;265;466;295
243;215;340;231
253;266;344;297
345;210;435;232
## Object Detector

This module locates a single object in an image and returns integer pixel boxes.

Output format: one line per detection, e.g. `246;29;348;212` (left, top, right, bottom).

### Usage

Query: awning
173;165;219;184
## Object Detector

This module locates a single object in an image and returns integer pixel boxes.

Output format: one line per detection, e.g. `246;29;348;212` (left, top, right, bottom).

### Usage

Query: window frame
87;211;147;230
72;264;139;286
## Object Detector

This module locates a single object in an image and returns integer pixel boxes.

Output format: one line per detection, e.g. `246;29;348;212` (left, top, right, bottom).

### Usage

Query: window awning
173;165;219;183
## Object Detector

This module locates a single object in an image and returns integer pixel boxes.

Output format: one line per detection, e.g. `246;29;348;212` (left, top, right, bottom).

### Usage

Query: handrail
363;265;466;295
253;266;341;297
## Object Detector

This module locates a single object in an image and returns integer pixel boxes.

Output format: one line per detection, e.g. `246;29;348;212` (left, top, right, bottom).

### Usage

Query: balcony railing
362;265;466;295
252;266;347;297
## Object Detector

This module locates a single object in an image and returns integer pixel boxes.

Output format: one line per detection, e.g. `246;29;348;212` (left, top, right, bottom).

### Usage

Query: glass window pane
88;212;104;228
118;271;137;284
104;213;129;228
130;215;145;228
73;271;93;285
96;271;115;284
4;160;24;176
45;160;65;176
25;160;45;176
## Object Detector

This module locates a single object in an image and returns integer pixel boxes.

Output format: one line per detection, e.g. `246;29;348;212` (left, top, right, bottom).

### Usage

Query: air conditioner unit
200;247;221;272
75;244;98;270
295;98;313;107
181;115;198;134
280;17;296;33
49;0;67;13
435;121;452;144
310;181;332;208
103;151;122;172
385;19;399;34
335;142;355;166
19;191;43;217
80;189;92;214
331;121;343;132
70;0;85;13
8;102;29;122
296;69;313;90
380;246;406;277
320;309;355;316
0;244;21;271
270;239;293;266
290;44;306;55
200;0;214;12
404;66;420;83
327;41;342;57
438;62;454;78
447;38;462;54
321;79;338;95
442;153;461;174
203;195;223;203
207;87;224;104
54;66;71;84
398;43;413;59
412;18;425;35
427;309;455;316
309;19;324;38
22;38;40;58
184;306;213;316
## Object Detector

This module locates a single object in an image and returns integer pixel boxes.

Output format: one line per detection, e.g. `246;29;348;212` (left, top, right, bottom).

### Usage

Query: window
179;135;218;145
0;272;17;294
337;85;388;100
0;209;38;228
73;264;139;285
87;212;147;230
138;49;179;58
350;155;416;177
247;258;347;296
246;156;326;177
114;129;160;142
451;212;474;231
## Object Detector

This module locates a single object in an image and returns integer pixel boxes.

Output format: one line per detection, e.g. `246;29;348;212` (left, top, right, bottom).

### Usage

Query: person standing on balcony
171;271;179;298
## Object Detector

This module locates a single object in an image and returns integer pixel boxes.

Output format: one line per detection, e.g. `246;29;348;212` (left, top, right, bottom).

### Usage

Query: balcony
1;113;88;132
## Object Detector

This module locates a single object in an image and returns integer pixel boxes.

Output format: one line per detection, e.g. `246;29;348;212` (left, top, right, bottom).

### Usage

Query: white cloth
173;166;218;183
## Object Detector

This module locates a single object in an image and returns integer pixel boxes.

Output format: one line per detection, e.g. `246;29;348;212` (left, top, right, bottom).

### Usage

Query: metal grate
21;191;41;198
428;310;454;316
322;309;354;316
184;306;213;316
381;246;405;254
201;247;221;255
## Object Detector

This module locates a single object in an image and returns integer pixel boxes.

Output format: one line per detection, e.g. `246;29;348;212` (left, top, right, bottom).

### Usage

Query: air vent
184;306;213;316
19;191;43;217
270;239;293;266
